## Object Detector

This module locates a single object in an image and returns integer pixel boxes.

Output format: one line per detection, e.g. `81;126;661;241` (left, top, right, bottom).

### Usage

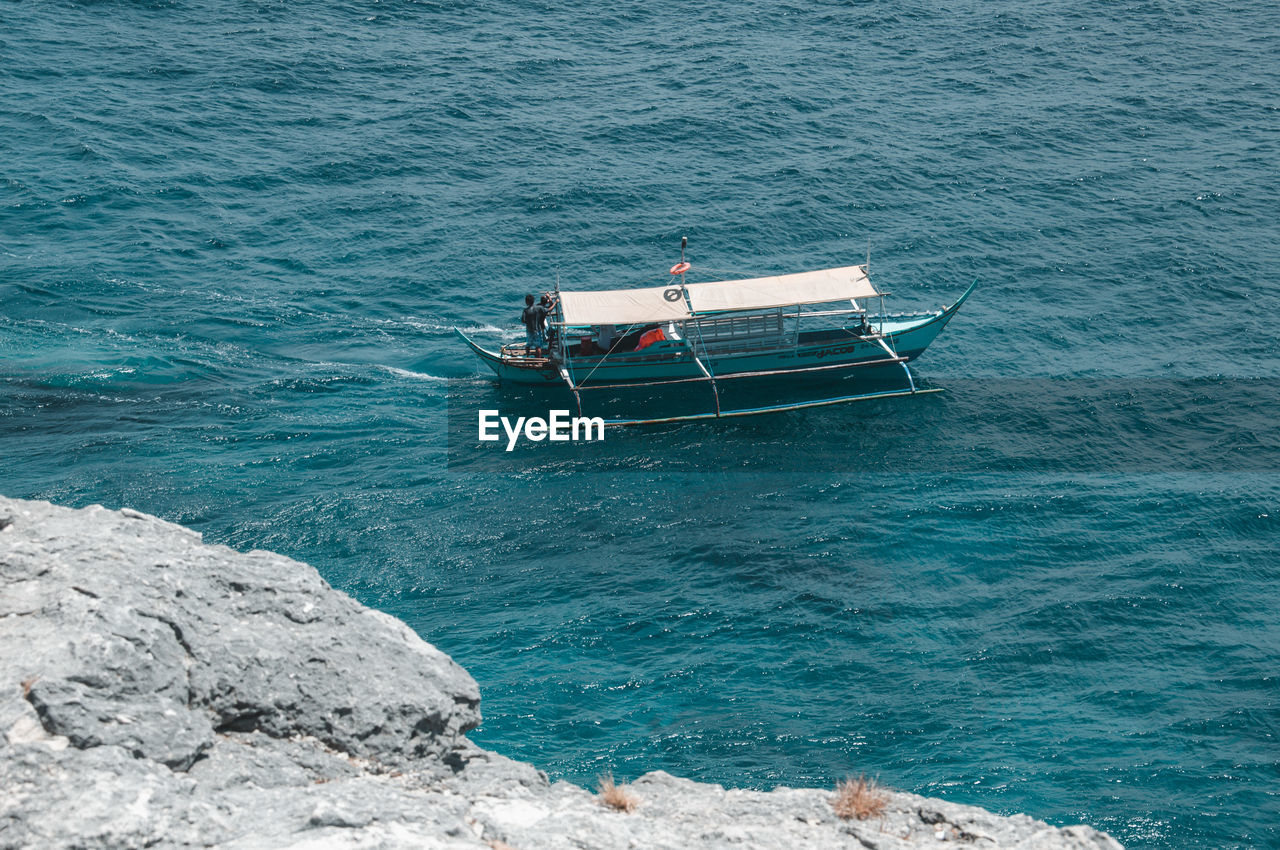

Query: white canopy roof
557;264;877;327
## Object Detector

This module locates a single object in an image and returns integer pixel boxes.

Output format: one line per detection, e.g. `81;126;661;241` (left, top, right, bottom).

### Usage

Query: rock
0;497;480;772
0;496;1123;849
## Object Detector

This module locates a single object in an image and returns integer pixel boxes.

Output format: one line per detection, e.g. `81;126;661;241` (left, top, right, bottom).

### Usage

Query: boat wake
399;318;508;336
376;365;450;383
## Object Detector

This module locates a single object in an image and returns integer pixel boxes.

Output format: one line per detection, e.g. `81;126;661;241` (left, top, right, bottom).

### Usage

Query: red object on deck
636;328;667;350
669;261;691;275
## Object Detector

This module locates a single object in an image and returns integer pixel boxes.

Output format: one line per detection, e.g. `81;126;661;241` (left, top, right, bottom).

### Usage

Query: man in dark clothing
539;292;558;350
521;294;548;354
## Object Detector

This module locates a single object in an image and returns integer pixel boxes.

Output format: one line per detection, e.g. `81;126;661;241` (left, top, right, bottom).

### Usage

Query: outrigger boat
456;240;974;426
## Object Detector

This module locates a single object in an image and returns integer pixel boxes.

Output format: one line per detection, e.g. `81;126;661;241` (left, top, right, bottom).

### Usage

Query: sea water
2;1;1278;846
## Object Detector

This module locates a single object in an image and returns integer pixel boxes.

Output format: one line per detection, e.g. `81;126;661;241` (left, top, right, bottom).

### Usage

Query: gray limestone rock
0;496;1122;849
0;497;480;772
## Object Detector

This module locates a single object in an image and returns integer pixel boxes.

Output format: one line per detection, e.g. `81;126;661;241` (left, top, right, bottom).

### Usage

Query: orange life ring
669;261;691;275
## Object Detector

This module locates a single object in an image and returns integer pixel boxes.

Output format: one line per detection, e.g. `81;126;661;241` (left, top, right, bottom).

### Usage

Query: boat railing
691;312;781;338
691;311;870;353
686;311;796;354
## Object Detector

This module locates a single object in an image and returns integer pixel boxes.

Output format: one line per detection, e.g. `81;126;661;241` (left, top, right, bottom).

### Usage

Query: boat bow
454;328;502;369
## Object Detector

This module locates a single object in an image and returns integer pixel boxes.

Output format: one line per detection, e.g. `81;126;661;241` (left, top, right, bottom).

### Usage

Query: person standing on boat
539;292;558;351
522;294;549;355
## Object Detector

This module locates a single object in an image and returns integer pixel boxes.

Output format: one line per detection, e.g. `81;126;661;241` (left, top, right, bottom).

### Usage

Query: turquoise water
3;1;1279;846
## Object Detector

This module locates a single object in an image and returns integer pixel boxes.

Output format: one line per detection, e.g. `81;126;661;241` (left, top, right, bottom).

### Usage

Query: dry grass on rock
596;773;640;813
831;775;888;821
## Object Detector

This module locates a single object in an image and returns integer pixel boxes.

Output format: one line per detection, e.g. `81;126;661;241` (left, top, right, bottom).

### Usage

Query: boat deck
499;343;554;367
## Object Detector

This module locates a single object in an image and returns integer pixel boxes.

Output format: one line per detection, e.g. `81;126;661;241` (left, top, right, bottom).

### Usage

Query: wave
375;365;450;383
395;318;509;336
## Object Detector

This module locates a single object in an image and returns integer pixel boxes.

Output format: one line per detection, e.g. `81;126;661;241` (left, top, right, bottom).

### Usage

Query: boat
456;240;973;425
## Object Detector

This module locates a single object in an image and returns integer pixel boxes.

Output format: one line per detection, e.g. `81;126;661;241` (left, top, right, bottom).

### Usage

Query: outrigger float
456;240;974;426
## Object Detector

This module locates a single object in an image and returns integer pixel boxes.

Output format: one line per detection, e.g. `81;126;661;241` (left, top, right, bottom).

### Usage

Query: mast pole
553;268;563;360
551;267;583;414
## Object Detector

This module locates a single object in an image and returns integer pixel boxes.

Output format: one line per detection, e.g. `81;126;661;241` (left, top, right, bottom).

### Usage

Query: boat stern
455;328;562;384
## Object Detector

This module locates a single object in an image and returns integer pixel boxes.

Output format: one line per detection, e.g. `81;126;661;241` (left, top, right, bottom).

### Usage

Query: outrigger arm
870;333;917;393
678;280;723;417
557;365;583;417
682;336;722;417
550;272;588;418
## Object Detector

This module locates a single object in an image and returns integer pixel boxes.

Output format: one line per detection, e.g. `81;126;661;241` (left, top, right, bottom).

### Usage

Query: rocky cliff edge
0;496;1122;849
